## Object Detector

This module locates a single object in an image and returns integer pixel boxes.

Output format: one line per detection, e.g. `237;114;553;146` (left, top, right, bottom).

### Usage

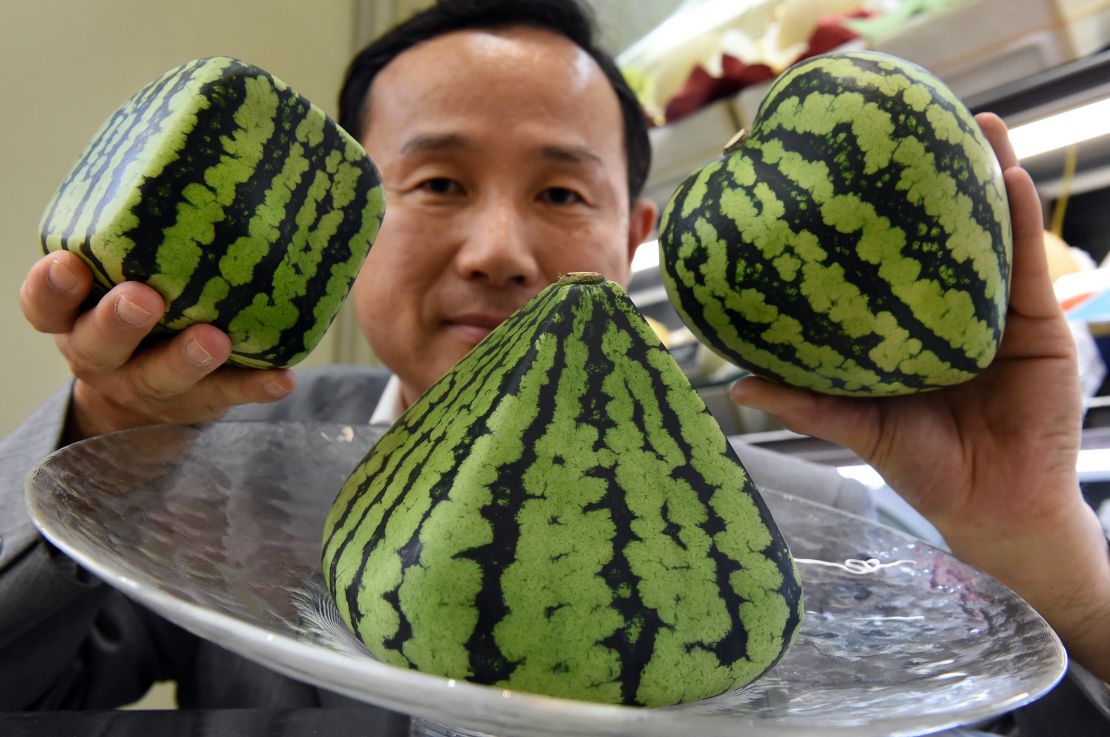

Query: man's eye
541;187;583;205
419;178;461;195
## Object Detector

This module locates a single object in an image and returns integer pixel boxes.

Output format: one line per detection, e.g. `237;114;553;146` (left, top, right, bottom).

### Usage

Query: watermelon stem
560;271;605;285
723;128;748;156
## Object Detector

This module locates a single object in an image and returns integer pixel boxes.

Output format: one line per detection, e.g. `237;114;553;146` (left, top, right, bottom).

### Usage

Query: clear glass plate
26;421;1065;737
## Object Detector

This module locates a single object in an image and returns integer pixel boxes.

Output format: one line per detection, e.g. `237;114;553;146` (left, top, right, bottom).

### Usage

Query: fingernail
48;258;78;291
265;378;293;398
729;378;751;402
184;337;214;366
115;295;152;327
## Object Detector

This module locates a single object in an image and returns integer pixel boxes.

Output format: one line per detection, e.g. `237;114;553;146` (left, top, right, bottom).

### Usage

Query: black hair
338;0;652;204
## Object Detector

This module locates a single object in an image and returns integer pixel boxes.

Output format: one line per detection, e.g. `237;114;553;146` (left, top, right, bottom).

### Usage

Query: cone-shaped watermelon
321;273;802;706
659;50;1011;396
40;56;385;368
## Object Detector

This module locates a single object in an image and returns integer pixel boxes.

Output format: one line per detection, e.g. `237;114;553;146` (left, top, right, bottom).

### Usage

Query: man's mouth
445;314;508;343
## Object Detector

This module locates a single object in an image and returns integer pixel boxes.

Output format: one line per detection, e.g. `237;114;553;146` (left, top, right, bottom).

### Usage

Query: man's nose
453;200;540;287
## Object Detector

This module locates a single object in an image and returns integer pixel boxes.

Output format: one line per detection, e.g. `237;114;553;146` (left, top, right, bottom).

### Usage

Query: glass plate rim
24;420;1068;737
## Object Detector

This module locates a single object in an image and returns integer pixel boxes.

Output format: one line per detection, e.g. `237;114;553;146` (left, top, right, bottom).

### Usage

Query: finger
66;331;297;438
120;323;234;403
125;325;297;408
975;112;1018;171
1003;166;1058;320
57;282;166;375
730;375;878;454
198;365;298;412
20;252;94;333
121;362;296;425
143;366;296;426
116;337;295;426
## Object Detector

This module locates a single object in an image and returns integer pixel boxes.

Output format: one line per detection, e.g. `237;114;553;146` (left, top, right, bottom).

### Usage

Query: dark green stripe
585;291;664;701
156;71;319;346
323;279;800;703
335;292;557;629
62;58;210;199
762;57;1008;282
43;60;182;247
201;116;380;366
69;59;214;253
746;137;994;372
458;309;562;684
117;62;253;294
48;58;214;286
153;67;292;325
661;61;1008;390
756;57;1007;286
607;286;761;669
324;294;553;629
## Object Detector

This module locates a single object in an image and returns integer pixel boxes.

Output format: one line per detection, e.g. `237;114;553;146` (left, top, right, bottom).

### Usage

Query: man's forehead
399;131;605;167
370;25;604;106
403;25;590;64
359;24;628;183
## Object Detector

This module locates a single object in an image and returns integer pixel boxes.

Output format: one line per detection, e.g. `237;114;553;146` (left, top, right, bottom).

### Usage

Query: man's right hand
20;250;297;443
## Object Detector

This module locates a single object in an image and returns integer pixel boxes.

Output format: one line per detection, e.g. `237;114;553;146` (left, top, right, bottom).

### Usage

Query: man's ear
626;197;658;264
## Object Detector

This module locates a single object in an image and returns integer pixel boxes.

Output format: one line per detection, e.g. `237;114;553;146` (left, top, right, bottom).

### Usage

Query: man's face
353;27;655;407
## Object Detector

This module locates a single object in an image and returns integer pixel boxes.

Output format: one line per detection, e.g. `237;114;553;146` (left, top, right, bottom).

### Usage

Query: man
3;0;1107;724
